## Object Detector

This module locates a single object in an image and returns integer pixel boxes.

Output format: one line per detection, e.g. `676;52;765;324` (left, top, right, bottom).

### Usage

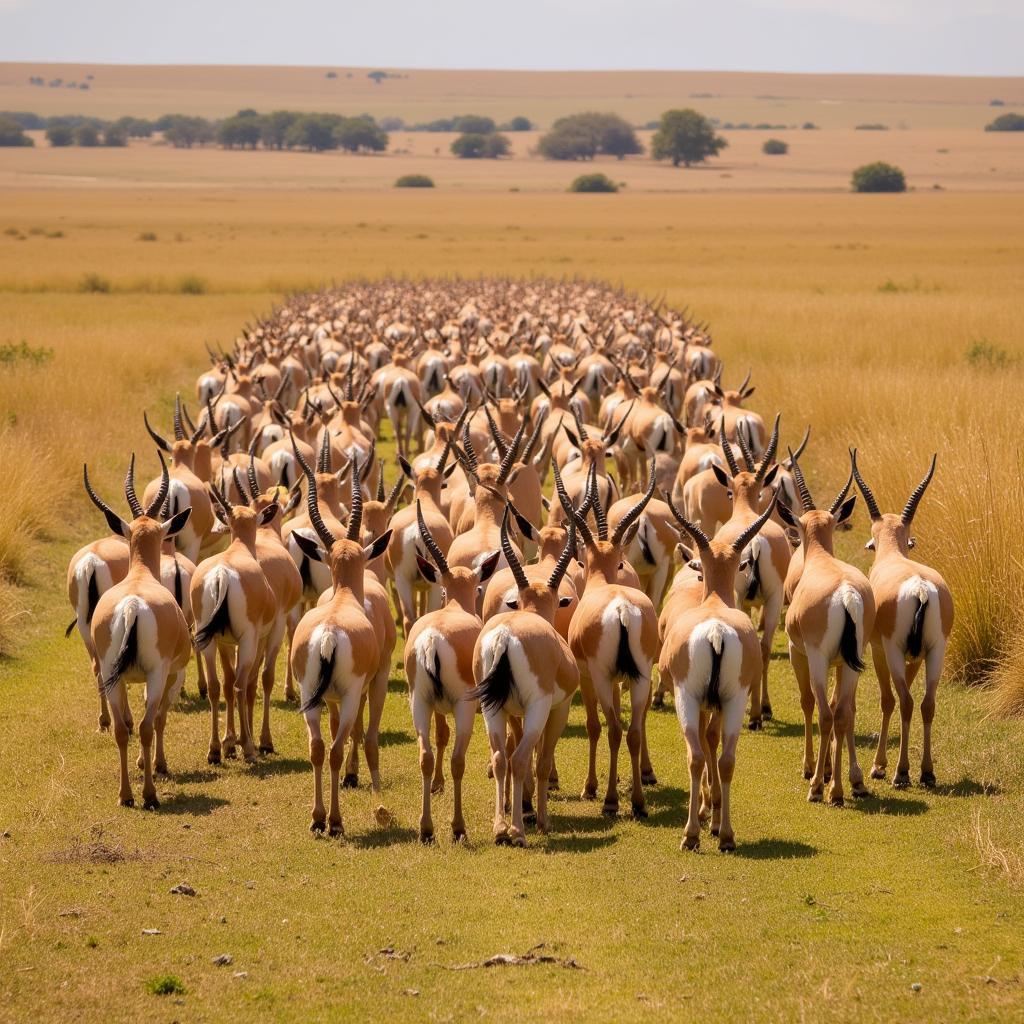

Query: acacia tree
537;112;642;161
651;109;727;167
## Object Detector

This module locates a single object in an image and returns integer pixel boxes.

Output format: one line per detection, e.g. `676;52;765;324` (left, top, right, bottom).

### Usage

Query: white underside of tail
824;585;864;663
479;624;539;713
896;576;941;653
679;619;742;703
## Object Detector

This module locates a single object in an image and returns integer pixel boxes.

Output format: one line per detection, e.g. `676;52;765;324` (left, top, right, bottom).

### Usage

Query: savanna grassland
1;185;1023;1023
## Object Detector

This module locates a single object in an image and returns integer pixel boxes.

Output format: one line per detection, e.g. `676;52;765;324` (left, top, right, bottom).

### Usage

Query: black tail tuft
299;553;313;592
907;596;927;660
706;642;723;710
467;649;514;714
426;649;445;703
394;386;407;408
300;645;336;714
840;608;865;672
744;550;762;602
85;570;99;626
638;526;656;566
64;617;77;639
104;616;138;694
615;621;640;681
173;563;183;609
194;587;231;650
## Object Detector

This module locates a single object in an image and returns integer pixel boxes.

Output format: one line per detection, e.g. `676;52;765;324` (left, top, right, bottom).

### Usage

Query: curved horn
173;394;185;442
788;425;811;464
666;495;711;553
416;499;449;576
787;447;815;512
901;454;937;527
734;421;756;473
483;404;508;458
756;414;781;482
611;458;657;547
737;368;752;394
720;417;741;477
547;519;576;591
827;469;854;516
849;448;881;521
231;467;251;507
571;405;589;442
496;415;529;484
83;464;119;523
317;429;332;474
247;452;261;501
293;433;336;550
375;465;386;503
124;452;144;519
143;451;169;518
588;462;609;541
522;408;548;463
461;419;479;474
500;507;529;590
143;411;171;453
345;455;362;540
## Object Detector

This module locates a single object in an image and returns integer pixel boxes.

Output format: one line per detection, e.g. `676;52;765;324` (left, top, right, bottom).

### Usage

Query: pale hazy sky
1;0;1021;76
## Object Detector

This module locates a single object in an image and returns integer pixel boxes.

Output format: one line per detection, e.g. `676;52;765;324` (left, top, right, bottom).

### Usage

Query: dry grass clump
971;809;1024;888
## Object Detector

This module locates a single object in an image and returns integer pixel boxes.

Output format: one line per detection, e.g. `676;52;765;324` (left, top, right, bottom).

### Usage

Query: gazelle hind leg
364;664;393;826
412;691;435;843
432;711;450;794
450;699;476;842
717;693;746;851
920;643;943;786
536;698;571;835
870;641;895;779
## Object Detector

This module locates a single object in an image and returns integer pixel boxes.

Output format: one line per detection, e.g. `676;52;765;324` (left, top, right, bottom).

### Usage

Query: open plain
1;64;1023;1023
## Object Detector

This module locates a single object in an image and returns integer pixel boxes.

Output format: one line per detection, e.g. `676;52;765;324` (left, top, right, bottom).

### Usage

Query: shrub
762;138;788;155
162;115;214;148
79;273;111;293
451;132;509;158
568;173;618;193
146;975;185;996
501;116;533;132
855;123;889;131
851;161;906;193
0;341;53;366
46;123;74;147
219;113;262;149
137;231;158;242
102;126;127;147
395;174;434;188
334;116;388;153
802;121;818;130
538;112;641;161
651;108;727;167
0;116;33;147
966;340;1017;370
284;113;341;151
74;123;100;147
452;114;496;135
379;116;405;132
985;112;1024;132
112;116;154;138
178;275;206;295
260;110;298;150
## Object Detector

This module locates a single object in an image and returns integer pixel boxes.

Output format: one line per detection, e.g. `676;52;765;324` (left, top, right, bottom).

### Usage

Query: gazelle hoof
748;718;762;731
719;836;736;853
143;796;160;811
198;689;208;701
522;798;536;825
341;773;359;789
761;705;773;721
651;693;665;710
632;802;648;820
208;749;221;765
870;765;886;780
710;825;720;837
224;747;237;760
430;780;445;795
510;833;527;848
310;820;326;834
98;720;111;733
892;772;911;790
803;769;813;780
851;782;870;799
580;787;597;801
920;771;936;788
681;834;700;851
807;787;823;803
452;828;467;844
641;771;658;786
119;796;135;808
419;830;435;845
155;762;169;777
328;823;344;838
494;830;511;846
823;770;832;784
601;801;619;818
828;793;844;807
244;754;258;766
258;744;275;755
547;776;560;792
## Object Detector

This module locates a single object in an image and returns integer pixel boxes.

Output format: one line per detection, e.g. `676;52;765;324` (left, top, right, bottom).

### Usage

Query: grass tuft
146;975;185;997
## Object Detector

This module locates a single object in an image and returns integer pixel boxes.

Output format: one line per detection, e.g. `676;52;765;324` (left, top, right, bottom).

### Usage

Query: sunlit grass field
1;189;1023;1021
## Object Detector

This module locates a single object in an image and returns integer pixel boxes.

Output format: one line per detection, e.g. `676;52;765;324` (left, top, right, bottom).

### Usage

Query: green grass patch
145;975;185;997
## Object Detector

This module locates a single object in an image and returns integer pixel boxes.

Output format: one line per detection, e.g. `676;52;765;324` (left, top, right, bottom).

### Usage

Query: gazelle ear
283;484;302;515
713;384;724;398
864;538;876;551
444;461;458;479
558;595;573;607
504;597;519;609
258;502;279;526
100;507;130;538
398;455;414;479
505;465;523;485
776;499;799;529
711;463;731;489
621;522;640;548
292;531;325;563
363;529;392;562
676;543;693;563
477;550;501;583
415;555;437;584
562;426;581;450
742;386;756;399
762;464;780;487
738;559;750;572
162;507;192;538
835;494;857;526
511;507;537;541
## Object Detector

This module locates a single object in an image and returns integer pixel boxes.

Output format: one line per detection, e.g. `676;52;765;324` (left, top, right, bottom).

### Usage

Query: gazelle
660;493;779;850
288;456;392;835
84;455;192;809
851;451;953;789
190;479;279;766
471;511;578;845
776;451;875;806
567;462;660;817
405;502;500;843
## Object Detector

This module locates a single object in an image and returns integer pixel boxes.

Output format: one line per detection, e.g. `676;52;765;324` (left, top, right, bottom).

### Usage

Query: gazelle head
667;490;779;601
413;500;499;613
290;450;392;593
209;469;280;548
851;448;935;555
562;401;632;468
84;453;191;570
498;507;575;623
713;369;755;408
774;447;856;548
456;414;528;499
711;413;781;509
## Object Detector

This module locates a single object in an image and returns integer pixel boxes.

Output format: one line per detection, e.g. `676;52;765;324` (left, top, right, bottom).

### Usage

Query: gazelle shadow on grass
847;792;929;816
155;791;230;816
762;717;877;746
387;678;407;695
172;768;217;785
642;785;688;828
347;824;419;848
933;776;999;798
379;729;413;747
542;831;618;853
249;756;309;779
734;837;817;860
174;691;209;714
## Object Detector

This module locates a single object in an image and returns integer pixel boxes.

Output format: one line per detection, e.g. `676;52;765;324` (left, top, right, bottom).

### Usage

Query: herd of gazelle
67;278;952;849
